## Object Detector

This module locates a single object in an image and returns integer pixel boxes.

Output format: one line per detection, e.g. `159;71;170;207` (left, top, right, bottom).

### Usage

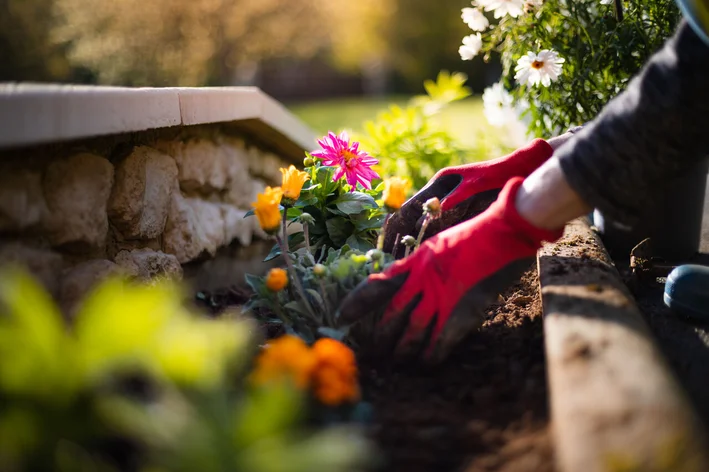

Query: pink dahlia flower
311;131;380;190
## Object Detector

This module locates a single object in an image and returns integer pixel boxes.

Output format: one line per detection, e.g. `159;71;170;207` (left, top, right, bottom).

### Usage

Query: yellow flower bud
382;177;411;211
265;268;288;292
251;186;283;233
280;165;310;201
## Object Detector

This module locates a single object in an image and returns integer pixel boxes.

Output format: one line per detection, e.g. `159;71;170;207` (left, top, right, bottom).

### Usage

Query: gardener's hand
384;135;576;258
338;177;562;362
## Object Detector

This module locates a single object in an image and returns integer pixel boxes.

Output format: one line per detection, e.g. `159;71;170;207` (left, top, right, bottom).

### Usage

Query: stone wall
0;125;294;312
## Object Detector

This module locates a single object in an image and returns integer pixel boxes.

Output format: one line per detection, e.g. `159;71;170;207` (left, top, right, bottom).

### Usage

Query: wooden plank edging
538;218;708;472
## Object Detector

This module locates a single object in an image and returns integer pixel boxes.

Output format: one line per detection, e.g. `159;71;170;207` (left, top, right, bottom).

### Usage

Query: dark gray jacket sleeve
557;21;709;227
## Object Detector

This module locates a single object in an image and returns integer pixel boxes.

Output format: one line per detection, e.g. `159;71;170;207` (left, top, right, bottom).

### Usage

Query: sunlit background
0;0;504;142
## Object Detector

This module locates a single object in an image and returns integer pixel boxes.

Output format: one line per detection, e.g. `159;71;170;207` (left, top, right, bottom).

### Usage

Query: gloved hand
384;136;577;258
338;177;563;362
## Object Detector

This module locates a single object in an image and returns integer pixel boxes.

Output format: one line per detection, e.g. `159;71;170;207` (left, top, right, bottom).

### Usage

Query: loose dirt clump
361;268;553;472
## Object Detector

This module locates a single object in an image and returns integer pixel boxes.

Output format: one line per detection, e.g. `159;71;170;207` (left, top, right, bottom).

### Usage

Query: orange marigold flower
280;165;310;201
265;268;288;292
250;335;316;389
382;176;411;211
251;186;283;233
311;338;360;406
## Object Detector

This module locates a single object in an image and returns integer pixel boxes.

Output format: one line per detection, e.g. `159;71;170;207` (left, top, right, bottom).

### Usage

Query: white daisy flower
600;0;613;4
514;49;565;87
482;83;515;126
475;0;525;19
461;7;489;31
459;33;483;61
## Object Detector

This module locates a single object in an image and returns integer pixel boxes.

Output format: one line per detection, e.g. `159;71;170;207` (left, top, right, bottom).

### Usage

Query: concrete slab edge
0;83;316;155
537;218;708;472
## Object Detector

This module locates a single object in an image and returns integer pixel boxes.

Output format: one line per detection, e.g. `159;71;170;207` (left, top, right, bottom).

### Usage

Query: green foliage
0;267;371;472
479;0;680;135
357;71;474;190
246;246;394;343
255;161;387;261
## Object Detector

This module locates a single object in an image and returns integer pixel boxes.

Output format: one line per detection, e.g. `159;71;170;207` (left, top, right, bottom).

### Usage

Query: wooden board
538;218;708;472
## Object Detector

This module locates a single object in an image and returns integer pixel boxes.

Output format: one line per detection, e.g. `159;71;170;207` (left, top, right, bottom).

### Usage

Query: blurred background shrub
0;267;371;472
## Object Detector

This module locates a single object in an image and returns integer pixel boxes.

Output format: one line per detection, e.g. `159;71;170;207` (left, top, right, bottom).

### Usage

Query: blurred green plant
0;267;371;472
357;71;474;190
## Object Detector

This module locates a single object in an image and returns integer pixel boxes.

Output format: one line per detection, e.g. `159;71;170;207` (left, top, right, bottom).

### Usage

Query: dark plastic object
664;264;709;320
594;157;709;262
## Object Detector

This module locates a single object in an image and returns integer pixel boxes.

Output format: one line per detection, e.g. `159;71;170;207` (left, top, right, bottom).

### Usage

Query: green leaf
345;234;375;253
317;327;347;341
244;274;265;295
325;218;354;246
283;301;311;319
263;232;306;262
305;289;325;313
286;207;303;219
352;212;386;232
331;192;377;215
295;196;318;207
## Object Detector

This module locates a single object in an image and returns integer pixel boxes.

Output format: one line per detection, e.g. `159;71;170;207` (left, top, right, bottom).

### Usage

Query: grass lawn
287;95;507;150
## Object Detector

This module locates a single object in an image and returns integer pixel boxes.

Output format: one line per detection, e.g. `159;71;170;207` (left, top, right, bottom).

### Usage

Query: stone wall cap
0;84;316;159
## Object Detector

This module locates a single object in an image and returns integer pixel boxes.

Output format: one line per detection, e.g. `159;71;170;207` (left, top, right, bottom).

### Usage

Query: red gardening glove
338;177;563;362
384;139;554;258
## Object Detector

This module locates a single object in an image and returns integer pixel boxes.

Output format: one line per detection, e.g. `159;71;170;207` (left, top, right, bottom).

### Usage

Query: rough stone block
158;138;230;193
108;146;178;239
0;243;64;297
43;153;114;252
247;147;282;185
163;194;224;263
221;137;254;209
221;205;251;246
0;169;48;232
114;248;182;281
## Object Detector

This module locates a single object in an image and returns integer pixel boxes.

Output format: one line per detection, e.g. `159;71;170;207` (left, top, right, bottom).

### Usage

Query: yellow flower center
531;60;545;69
342;150;356;162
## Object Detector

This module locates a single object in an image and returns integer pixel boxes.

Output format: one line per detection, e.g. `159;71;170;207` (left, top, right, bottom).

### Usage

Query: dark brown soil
361;268;553;472
194;285;252;316
194;270;553;471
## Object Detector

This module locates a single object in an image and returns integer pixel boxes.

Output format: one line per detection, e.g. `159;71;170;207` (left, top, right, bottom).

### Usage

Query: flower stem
281;206;289;254
276;235;317;322
414;216;432;251
377;214;391;251
271;295;291;327
392;232;401;258
303;222;311;254
318;278;333;327
404;245;412;258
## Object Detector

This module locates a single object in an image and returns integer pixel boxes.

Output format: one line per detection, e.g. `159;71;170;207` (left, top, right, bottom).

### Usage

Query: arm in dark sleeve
557;21;709;227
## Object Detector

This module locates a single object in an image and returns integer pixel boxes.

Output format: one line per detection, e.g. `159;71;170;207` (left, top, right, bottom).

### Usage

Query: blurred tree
52;0;329;86
0;0;71;81
384;0;490;91
319;0;495;93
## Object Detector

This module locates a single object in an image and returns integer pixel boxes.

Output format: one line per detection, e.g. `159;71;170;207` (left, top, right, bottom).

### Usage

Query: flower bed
362;268;552;471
